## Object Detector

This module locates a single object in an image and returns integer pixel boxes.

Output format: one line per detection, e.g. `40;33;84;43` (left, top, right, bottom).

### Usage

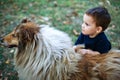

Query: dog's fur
1;19;120;80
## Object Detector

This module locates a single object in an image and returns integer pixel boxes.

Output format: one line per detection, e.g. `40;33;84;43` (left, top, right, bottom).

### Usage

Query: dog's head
0;18;39;48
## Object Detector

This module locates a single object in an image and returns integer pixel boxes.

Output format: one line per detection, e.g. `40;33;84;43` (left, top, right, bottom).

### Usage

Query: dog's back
69;51;120;80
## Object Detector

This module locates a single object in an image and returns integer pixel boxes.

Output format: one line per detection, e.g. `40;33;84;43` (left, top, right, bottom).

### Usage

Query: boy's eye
85;22;89;26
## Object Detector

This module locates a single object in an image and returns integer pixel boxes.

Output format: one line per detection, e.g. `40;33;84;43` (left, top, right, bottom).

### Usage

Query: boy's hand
73;45;85;53
78;49;89;55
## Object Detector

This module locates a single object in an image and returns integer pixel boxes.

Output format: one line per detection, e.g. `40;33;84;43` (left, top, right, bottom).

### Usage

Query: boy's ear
96;26;102;33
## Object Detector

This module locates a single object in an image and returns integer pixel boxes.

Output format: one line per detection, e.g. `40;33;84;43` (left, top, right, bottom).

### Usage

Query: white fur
15;25;81;80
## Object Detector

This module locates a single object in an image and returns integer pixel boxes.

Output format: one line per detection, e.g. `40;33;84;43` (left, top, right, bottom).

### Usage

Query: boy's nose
81;23;85;28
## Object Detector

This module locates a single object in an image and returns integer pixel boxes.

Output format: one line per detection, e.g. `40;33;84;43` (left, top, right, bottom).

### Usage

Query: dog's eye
12;34;17;37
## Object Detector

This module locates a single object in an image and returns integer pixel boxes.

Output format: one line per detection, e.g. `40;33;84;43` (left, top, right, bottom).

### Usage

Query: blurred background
0;0;120;79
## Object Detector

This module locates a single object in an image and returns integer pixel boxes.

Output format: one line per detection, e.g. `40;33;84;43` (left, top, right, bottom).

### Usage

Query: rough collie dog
1;19;120;80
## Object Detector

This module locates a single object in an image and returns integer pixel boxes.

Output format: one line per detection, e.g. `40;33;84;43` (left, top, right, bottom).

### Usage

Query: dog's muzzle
0;37;18;48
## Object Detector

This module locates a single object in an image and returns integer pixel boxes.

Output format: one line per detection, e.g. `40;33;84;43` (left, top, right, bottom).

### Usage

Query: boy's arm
73;45;100;55
81;49;100;55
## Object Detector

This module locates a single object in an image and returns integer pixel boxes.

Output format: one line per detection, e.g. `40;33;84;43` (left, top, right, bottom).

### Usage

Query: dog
1;18;120;80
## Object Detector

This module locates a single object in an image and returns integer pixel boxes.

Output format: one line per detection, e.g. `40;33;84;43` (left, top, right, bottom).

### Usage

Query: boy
74;6;111;55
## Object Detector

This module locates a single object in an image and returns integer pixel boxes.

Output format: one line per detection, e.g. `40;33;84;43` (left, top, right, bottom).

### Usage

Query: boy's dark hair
85;6;111;31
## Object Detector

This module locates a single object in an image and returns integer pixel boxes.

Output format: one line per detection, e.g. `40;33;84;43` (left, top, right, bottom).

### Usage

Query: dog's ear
21;18;31;23
18;25;39;42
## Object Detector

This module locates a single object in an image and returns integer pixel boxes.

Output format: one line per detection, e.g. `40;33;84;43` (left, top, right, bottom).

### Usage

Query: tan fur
70;51;120;80
1;19;120;80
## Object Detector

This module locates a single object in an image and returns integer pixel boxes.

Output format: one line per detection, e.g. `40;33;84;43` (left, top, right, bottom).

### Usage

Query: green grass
0;0;120;79
1;0;119;45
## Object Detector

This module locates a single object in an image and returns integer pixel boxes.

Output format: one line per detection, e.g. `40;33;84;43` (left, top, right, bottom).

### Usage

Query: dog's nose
0;38;3;43
0;38;5;47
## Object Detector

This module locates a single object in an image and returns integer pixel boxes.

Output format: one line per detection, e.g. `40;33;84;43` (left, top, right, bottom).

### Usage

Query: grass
0;0;120;79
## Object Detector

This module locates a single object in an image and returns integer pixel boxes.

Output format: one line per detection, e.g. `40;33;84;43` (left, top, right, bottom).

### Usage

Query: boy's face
81;14;102;38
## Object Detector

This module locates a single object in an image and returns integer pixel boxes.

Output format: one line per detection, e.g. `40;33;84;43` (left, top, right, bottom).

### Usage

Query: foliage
0;0;120;79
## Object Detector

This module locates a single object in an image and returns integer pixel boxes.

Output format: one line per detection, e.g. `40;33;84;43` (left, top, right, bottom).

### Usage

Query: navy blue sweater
75;32;111;54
